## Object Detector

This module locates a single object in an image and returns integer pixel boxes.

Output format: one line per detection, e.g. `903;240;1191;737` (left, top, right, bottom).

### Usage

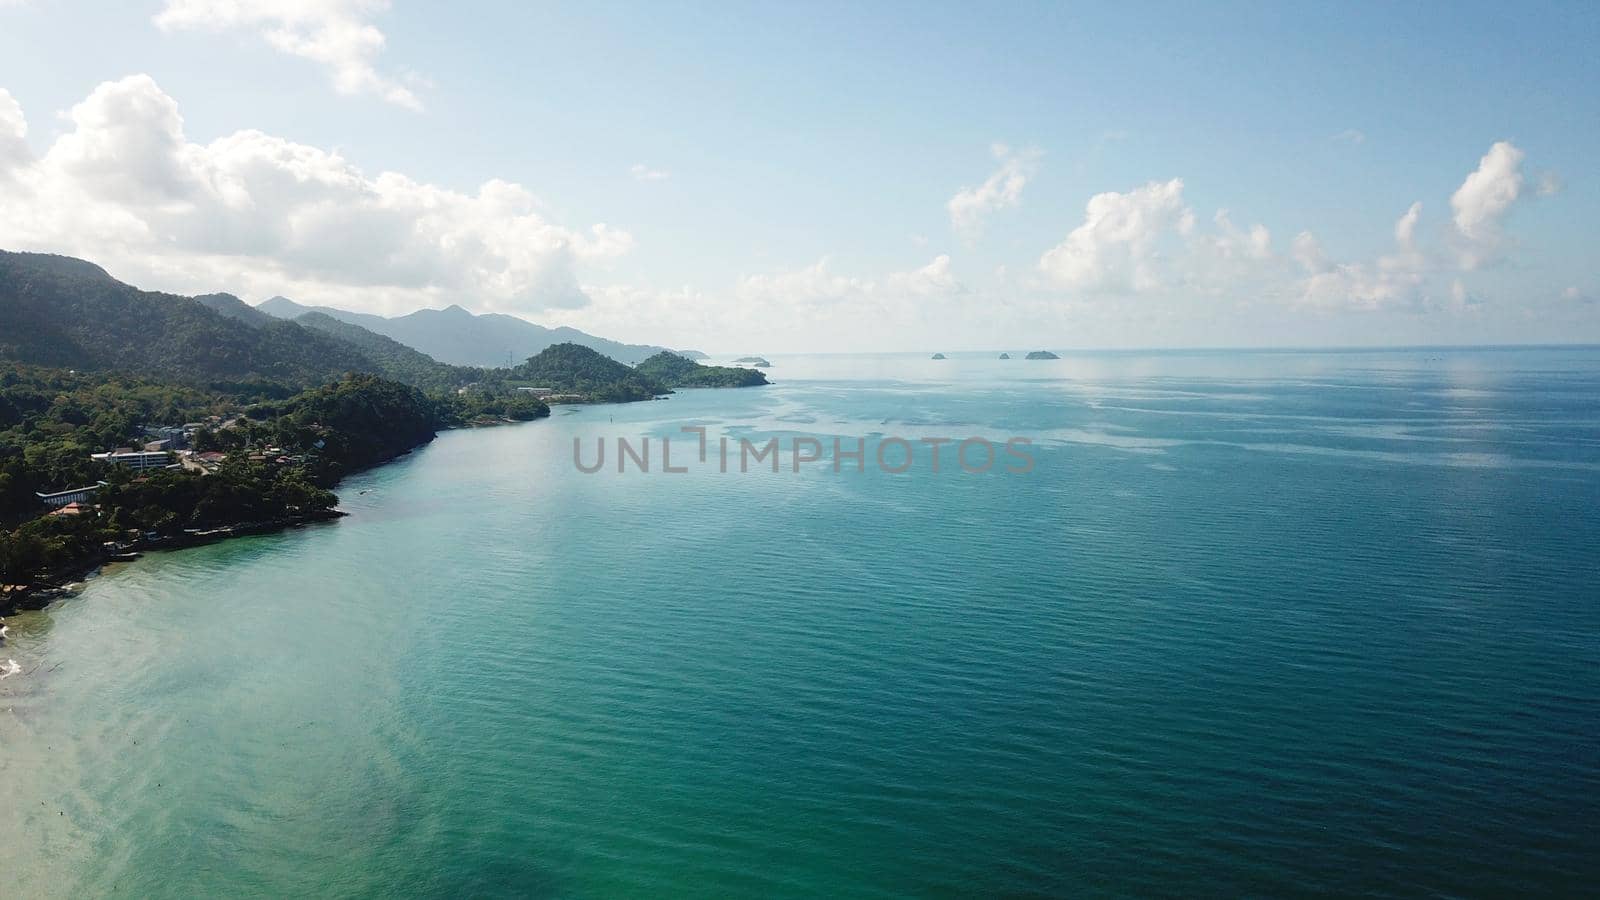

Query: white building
35;482;107;508
91;450;175;471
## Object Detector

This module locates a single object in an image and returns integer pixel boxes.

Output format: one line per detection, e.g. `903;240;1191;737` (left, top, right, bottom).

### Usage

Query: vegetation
0;363;242;522
259;297;688;367
634;352;769;388
0;250;760;593
0;369;451;589
194;292;277;327
293;311;484;392
1025;351;1060;360
510;343;666;402
0;251;376;386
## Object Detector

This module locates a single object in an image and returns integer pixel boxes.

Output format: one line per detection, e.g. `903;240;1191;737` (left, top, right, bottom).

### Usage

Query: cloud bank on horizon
0;1;1591;352
0;74;1563;351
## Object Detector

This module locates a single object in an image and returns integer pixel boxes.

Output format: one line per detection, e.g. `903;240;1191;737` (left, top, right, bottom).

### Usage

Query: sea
1;348;1597;897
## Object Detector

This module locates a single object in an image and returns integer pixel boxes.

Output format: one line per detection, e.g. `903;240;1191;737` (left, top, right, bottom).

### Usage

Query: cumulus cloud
1286;142;1550;311
154;0;422;109
734;256;968;329
1394;201;1421;252
563;256;970;352
0;75;631;314
885;254;966;296
948;143;1039;239
629;163;669;182
1037;178;1193;293
1295;204;1433;311
1291;231;1329;274
1450;141;1525;269
0;87;28;180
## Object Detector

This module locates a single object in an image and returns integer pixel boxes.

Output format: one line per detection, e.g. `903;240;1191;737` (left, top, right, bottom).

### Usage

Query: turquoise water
2;348;1598;897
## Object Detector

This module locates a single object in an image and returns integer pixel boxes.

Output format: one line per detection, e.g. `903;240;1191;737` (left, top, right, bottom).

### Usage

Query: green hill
195;292;276;328
635;352;769;388
0;251;373;387
512;343;665;402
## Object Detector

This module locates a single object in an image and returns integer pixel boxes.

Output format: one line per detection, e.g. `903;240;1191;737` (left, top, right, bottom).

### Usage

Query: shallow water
2;347;1597;897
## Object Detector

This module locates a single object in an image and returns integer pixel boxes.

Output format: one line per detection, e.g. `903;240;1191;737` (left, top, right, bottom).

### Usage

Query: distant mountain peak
195;292;273;328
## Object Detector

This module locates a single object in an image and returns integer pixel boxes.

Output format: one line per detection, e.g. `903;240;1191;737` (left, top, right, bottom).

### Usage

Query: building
35;483;106;508
179;450;228;475
142;425;188;450
91;450;176;471
517;387;556;397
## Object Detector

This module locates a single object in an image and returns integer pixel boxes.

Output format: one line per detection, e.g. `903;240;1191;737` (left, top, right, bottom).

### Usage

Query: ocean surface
2;348;1597;897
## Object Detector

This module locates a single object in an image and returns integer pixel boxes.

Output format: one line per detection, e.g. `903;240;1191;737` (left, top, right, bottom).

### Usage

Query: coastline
0;412;560;618
1;508;348;616
0;438;438;617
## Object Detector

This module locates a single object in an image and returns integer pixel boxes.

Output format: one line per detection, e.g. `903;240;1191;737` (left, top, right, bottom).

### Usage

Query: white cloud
1204;209;1273;260
1447;278;1481;312
1291;231;1329;274
154;0;422;110
629;163;669;182
885;254;966;296
1394;201;1421;251
1450;141;1524;268
1334;129;1366;145
0;75;631;315
1287;142;1548;311
734;256;966;329
1537;171;1563;197
0;87;28;180
1295;204;1432;311
948;143;1038;239
1037;178;1193;293
564;256;969;352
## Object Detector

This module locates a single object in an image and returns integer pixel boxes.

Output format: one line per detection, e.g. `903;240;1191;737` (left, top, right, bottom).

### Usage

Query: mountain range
0;251;377;387
255;296;702;367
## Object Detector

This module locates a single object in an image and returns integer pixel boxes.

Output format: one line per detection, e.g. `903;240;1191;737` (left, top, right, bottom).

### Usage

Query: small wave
0;659;20;680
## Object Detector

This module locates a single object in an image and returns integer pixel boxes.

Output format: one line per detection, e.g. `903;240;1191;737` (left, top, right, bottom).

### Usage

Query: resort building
91;449;176;471
35;483;107;507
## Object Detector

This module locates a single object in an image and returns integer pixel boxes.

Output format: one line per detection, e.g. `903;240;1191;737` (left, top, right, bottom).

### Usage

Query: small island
931;353;946;360
635;352;769;388
998;353;1011;359
1025;350;1060;360
733;357;772;368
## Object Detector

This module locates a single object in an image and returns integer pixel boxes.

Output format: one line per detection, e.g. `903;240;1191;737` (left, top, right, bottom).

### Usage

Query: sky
0;0;1596;352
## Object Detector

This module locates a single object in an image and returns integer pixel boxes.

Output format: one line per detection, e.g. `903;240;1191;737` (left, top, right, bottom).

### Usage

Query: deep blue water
2;348;1597;897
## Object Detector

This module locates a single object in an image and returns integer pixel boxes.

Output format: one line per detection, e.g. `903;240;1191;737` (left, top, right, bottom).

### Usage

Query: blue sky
0;0;1595;351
